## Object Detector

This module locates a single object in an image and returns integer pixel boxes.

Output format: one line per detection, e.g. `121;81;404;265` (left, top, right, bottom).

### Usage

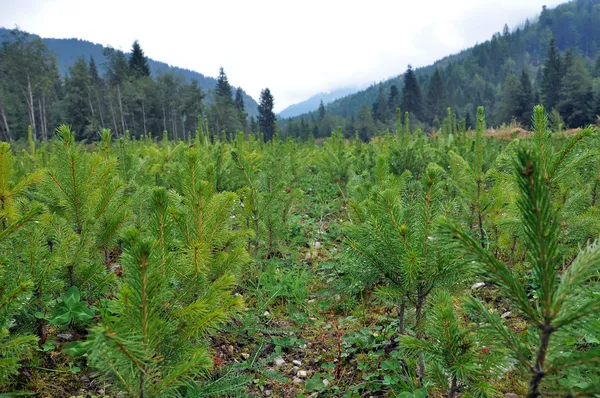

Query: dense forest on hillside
0;106;599;397
283;0;600;140
0;29;263;142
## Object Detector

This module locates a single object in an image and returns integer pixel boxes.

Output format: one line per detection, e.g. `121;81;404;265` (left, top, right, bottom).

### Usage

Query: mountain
278;86;363;118
0;28;259;116
287;0;600;137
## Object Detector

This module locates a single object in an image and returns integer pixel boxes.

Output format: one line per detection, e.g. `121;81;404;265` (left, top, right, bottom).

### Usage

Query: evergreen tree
215;67;233;100
65;56;94;139
88;56;100;83
235;87;245;113
258;88;276;142
517;69;534;126
594;55;600;78
371;85;387;122
559;55;595;127
444;123;600;397
318;99;326;121
426;69;446;122
388;84;400;114
541;38;563;111
401;65;423;119
499;74;522;123
129;40;150;78
211;67;241;134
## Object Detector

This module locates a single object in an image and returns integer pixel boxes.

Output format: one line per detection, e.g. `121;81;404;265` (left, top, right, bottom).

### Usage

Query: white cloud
0;0;565;111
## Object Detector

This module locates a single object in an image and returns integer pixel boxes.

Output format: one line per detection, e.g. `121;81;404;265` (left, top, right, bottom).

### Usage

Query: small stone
505;394;519;398
298;370;308;378
292;377;303;383
227;345;234;356
80;375;90;383
314;241;322;249
57;333;73;342
293;360;302;366
265;391;271;397
501;311;512;319
274;357;285;368
322;379;330;387
241;352;250;360
263;311;270;317
471;282;485;290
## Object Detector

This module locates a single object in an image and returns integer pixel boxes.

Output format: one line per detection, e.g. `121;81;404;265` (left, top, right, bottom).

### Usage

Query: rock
501;311;512;319
292;377;304;383
274;357;285;368
314;241;322;249
227;345;234;356
471;282;485;290
241;352;250;360
263;311;270;317
57;333;73;342
322;379;330;387
505;394;519;398
293;360;302;366
264;391;271;397
297;370;308;378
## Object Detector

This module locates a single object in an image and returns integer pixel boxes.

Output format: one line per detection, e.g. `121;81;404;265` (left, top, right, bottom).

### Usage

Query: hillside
285;0;600;138
278;86;363;118
0;28;258;116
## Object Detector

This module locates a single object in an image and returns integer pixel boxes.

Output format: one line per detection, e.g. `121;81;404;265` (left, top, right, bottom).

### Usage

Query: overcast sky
1;0;565;112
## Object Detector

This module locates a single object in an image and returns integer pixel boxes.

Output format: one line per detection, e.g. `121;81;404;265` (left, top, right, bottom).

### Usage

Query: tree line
0;29;277;142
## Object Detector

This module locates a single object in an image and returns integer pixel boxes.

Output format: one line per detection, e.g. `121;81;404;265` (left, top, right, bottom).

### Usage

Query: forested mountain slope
0;28;258;115
284;0;600;139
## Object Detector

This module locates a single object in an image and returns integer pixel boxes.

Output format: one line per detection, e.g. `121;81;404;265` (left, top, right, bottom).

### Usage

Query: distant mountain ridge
0;28;259;116
278;86;364;118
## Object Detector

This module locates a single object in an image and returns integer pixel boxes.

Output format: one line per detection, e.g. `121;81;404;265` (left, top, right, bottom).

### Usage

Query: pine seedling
400;291;505;398
45;125;127;288
444;146;600;397
346;163;463;379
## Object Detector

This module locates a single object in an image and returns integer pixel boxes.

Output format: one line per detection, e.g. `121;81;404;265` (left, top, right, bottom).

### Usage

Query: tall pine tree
401;65;423;119
541;38;563;111
129;40;150;78
426;69;445;122
517;69;534;127
258;88;276;142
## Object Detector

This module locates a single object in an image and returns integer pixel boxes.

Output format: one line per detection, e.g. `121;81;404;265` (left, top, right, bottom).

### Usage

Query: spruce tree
541;38;563;111
426;69;445;122
388;84;400;114
235;87;245;113
258;88;276;142
401;65;423;119
129;40;150;78
318;99;326;121
558;56;595;127
372;85;388;122
517;70;534;126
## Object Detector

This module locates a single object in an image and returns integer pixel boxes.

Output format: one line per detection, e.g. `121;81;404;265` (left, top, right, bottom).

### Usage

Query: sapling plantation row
0;105;599;397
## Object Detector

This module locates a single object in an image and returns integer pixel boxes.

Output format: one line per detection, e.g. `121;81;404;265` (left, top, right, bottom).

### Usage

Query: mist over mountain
278;86;364;118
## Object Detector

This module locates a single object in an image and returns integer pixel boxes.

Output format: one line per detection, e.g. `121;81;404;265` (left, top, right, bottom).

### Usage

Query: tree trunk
117;84;125;134
415;289;426;380
527;325;554;398
162;102;167;134
107;86;119;134
398;296;406;335
95;89;105;128
142;100;147;135
448;375;458;398
27;74;37;140
0;96;11;142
